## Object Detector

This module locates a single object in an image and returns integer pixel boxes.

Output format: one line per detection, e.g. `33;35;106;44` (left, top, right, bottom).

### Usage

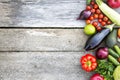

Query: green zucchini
108;55;120;66
108;48;120;58
105;29;117;48
96;0;120;26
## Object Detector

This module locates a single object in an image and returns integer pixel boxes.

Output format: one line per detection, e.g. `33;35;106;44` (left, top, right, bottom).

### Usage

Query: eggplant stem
106;24;115;32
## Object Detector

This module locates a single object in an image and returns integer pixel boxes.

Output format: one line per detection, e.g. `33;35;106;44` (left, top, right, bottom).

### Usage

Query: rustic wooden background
0;0;99;80
0;0;87;27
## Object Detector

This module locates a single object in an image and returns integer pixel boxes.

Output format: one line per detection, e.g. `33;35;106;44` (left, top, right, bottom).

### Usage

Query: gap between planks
0;27;84;29
0;50;88;52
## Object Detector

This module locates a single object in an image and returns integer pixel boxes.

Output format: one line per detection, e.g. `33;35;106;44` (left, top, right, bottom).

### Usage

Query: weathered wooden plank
0;0;86;27
0;0;120;27
0;29;88;51
0;52;93;80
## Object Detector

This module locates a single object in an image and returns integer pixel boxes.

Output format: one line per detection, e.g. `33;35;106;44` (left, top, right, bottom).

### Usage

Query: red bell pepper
80;54;97;72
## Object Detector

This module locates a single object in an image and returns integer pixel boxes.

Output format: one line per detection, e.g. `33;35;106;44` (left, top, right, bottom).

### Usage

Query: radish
90;73;104;80
108;0;120;8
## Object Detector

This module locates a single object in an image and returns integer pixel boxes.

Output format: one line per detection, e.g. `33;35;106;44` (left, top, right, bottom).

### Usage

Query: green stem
106;24;115;32
86;61;92;67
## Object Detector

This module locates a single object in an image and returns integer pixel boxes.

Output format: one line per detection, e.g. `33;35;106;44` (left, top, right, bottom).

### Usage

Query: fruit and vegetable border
78;0;120;80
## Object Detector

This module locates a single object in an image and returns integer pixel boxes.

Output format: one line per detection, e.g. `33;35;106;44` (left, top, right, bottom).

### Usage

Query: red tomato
98;19;102;23
98;14;104;19
86;6;92;10
101;21;106;26
91;9;96;13
93;4;98;9
92;21;98;27
89;16;94;20
86;19;91;24
103;16;108;22
107;20;112;25
93;14;98;19
95;9;101;14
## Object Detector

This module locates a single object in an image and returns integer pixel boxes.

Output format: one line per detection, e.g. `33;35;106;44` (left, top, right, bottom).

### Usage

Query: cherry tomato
101;21;106;26
95;9;101;14
92;21;98;27
98;19;102;23
103;16;108;22
86;6;92;10
91;9;96;13
107;20;112;25
93;14;98;19
98;14;104;19
86;19;91;24
89;16;94;20
96;26;102;32
93;4;98;9
90;1;95;5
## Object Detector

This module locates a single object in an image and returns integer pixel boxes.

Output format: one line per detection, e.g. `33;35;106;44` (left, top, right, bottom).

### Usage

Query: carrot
118;28;120;38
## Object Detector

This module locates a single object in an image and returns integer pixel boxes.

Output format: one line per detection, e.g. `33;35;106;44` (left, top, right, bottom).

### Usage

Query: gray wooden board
0;52;94;80
0;29;89;51
1;0;120;27
0;0;86;27
0;0;120;27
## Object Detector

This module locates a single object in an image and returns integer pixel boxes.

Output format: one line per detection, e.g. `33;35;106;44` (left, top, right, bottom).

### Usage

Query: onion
90;73;104;80
96;47;108;59
77;10;92;20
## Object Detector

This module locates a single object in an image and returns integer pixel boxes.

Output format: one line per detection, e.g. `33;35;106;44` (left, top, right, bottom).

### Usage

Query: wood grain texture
0;29;88;51
0;0;86;27
0;52;93;80
0;0;120;27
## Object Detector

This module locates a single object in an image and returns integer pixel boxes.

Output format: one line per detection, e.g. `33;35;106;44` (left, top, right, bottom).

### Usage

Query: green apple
84;24;96;35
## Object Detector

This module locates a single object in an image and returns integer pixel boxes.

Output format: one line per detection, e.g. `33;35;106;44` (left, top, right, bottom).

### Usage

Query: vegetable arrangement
78;0;120;80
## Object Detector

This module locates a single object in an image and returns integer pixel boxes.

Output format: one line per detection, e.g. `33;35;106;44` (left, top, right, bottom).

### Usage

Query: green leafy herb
95;60;116;80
